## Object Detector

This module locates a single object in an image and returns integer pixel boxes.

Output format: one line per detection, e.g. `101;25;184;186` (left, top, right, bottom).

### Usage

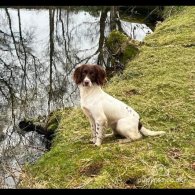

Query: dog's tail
138;121;165;136
139;126;165;136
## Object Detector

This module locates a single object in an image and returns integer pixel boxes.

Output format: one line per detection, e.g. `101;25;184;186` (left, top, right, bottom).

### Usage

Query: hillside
20;6;195;188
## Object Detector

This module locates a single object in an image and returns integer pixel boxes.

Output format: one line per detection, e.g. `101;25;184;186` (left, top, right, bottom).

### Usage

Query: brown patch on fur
73;65;83;85
138;121;142;130
73;64;106;86
79;162;103;177
94;65;106;85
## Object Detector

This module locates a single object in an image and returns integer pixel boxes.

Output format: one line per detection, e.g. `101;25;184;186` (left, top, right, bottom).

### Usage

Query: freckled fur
73;64;165;146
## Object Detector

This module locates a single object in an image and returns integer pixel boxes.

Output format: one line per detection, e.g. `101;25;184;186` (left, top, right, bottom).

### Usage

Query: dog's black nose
84;81;89;86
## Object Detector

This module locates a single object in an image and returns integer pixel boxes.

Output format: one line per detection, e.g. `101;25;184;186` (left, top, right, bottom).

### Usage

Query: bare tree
97;7;109;65
17;8;28;113
48;8;55;115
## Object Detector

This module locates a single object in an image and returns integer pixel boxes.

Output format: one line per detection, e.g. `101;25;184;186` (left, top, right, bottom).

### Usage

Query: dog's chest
81;98;98;118
80;93;101;111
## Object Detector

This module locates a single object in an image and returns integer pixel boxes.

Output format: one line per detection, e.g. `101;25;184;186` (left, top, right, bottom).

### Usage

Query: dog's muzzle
83;76;91;87
83;81;90;86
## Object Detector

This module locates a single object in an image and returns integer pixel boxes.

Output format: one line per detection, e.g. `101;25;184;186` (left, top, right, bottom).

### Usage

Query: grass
19;6;195;189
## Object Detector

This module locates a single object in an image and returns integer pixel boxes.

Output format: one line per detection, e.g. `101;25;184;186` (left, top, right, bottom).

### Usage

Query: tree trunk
97;7;109;65
48;8;55;115
110;6;117;31
18;8;28;116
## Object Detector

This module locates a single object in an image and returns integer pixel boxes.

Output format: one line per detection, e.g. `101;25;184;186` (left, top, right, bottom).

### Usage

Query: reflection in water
0;7;152;188
0;125;46;188
120;20;152;41
0;8;152;119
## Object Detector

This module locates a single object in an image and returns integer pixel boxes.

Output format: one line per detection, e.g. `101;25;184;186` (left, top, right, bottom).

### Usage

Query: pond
0;7;153;188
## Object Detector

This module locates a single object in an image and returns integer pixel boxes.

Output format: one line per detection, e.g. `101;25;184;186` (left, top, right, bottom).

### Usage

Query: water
0;7;153;188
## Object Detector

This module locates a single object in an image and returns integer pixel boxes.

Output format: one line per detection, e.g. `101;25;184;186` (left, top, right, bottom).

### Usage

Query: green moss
47;123;58;132
145;6;195;46
162;6;185;19
46;110;62;133
122;44;139;63
19;6;195;189
106;30;128;53
105;30;139;64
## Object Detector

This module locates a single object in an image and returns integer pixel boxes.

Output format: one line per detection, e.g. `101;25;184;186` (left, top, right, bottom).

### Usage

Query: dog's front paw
94;140;102;147
94;142;101;147
90;138;96;144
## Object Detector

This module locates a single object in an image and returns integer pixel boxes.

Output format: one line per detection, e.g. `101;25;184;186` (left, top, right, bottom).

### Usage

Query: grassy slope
20;7;195;188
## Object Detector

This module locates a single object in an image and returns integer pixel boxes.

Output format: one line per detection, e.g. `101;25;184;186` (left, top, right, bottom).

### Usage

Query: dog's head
73;64;106;87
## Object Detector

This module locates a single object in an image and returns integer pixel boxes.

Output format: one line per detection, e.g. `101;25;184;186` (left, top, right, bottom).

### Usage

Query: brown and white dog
73;64;165;146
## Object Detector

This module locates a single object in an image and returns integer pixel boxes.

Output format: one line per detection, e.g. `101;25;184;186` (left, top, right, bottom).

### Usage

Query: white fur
83;75;92;87
78;84;165;146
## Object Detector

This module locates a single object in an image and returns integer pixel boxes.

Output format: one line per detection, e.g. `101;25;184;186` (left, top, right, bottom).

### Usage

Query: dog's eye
90;72;94;75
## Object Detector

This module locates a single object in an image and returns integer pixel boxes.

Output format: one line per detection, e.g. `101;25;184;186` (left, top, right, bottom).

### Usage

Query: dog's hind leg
116;117;143;141
104;123;117;138
118;138;132;144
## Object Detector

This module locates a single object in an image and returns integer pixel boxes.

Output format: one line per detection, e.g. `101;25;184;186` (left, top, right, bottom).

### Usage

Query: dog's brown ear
94;65;106;86
73;65;83;84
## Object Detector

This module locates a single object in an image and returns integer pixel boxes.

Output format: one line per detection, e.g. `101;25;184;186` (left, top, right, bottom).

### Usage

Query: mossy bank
19;7;195;188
